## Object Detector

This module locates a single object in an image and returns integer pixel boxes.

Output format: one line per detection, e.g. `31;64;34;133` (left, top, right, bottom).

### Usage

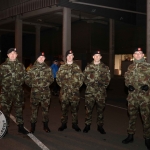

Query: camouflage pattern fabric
56;62;84;124
25;61;54;123
0;58;25;125
125;59;150;139
83;61;111;126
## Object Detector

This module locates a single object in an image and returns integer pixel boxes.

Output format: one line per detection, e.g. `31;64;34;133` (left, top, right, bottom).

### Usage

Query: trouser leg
61;100;69;124
0;92;12;126
70;100;79;124
85;93;95;125
127;100;139;134
30;101;39;123
140;101;150;139
41;98;50;123
13;89;24;125
96;99;106;126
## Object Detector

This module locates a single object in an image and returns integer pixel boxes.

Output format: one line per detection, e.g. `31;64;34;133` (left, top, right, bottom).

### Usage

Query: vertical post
147;0;150;62
35;25;41;59
109;19;115;78
15;16;22;62
62;7;71;61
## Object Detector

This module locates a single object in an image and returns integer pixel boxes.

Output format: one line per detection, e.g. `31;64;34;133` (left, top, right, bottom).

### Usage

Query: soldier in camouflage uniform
0;48;28;135
83;50;111;134
25;52;53;133
56;50;84;132
122;48;150;150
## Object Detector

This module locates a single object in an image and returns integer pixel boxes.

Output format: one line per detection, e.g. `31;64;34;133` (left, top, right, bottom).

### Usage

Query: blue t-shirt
50;64;59;78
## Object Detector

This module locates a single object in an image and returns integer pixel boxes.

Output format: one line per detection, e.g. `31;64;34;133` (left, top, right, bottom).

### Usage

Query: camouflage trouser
85;93;105;126
30;87;50;123
0;87;24;126
59;89;80;124
127;99;150;139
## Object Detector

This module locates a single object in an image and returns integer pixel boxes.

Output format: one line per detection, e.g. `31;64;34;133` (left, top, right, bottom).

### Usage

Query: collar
133;57;145;64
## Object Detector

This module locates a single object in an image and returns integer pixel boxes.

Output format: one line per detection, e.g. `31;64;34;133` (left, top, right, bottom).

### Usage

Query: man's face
7;51;17;61
93;54;102;63
66;54;74;63
54;61;58;65
133;51;144;60
37;56;45;63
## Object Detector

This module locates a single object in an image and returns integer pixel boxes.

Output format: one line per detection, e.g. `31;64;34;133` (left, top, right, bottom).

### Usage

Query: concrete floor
0;76;148;150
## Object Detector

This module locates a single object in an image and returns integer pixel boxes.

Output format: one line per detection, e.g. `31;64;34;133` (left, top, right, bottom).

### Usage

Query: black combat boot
30;123;36;133
72;124;81;132
97;125;106;134
83;125;90;133
18;124;29;134
122;134;134;144
145;139;150;150
43;122;51;133
58;123;67;131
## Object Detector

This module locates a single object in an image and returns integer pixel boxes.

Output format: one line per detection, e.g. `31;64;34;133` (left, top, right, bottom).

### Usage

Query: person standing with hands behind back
56;50;84;132
25;52;53;133
83;50;111;134
122;48;150;150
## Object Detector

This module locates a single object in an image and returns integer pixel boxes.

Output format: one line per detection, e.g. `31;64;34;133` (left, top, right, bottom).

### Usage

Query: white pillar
109;19;115;78
62;7;71;61
35;25;41;59
15;16;22;62
147;0;150;62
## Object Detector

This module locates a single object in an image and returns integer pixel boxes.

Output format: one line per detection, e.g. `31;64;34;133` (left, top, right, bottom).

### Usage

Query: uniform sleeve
102;66;111;87
25;69;32;87
124;65;133;87
146;66;150;87
56;66;62;87
49;67;54;85
22;65;26;82
83;66;89;86
124;72;130;87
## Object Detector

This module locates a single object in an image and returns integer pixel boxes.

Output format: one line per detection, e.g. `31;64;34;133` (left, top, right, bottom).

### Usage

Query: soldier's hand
128;85;135;92
141;85;149;91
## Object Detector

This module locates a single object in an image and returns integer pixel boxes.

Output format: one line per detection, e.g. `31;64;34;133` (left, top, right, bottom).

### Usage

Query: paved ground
0;76;148;150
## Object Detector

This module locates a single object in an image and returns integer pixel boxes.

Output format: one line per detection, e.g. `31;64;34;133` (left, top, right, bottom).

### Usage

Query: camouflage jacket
83;61;111;94
0;58;25;89
56;62;84;90
125;59;150;91
25;61;54;88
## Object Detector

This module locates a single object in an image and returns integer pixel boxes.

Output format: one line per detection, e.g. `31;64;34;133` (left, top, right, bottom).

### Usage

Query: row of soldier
0;48;150;150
